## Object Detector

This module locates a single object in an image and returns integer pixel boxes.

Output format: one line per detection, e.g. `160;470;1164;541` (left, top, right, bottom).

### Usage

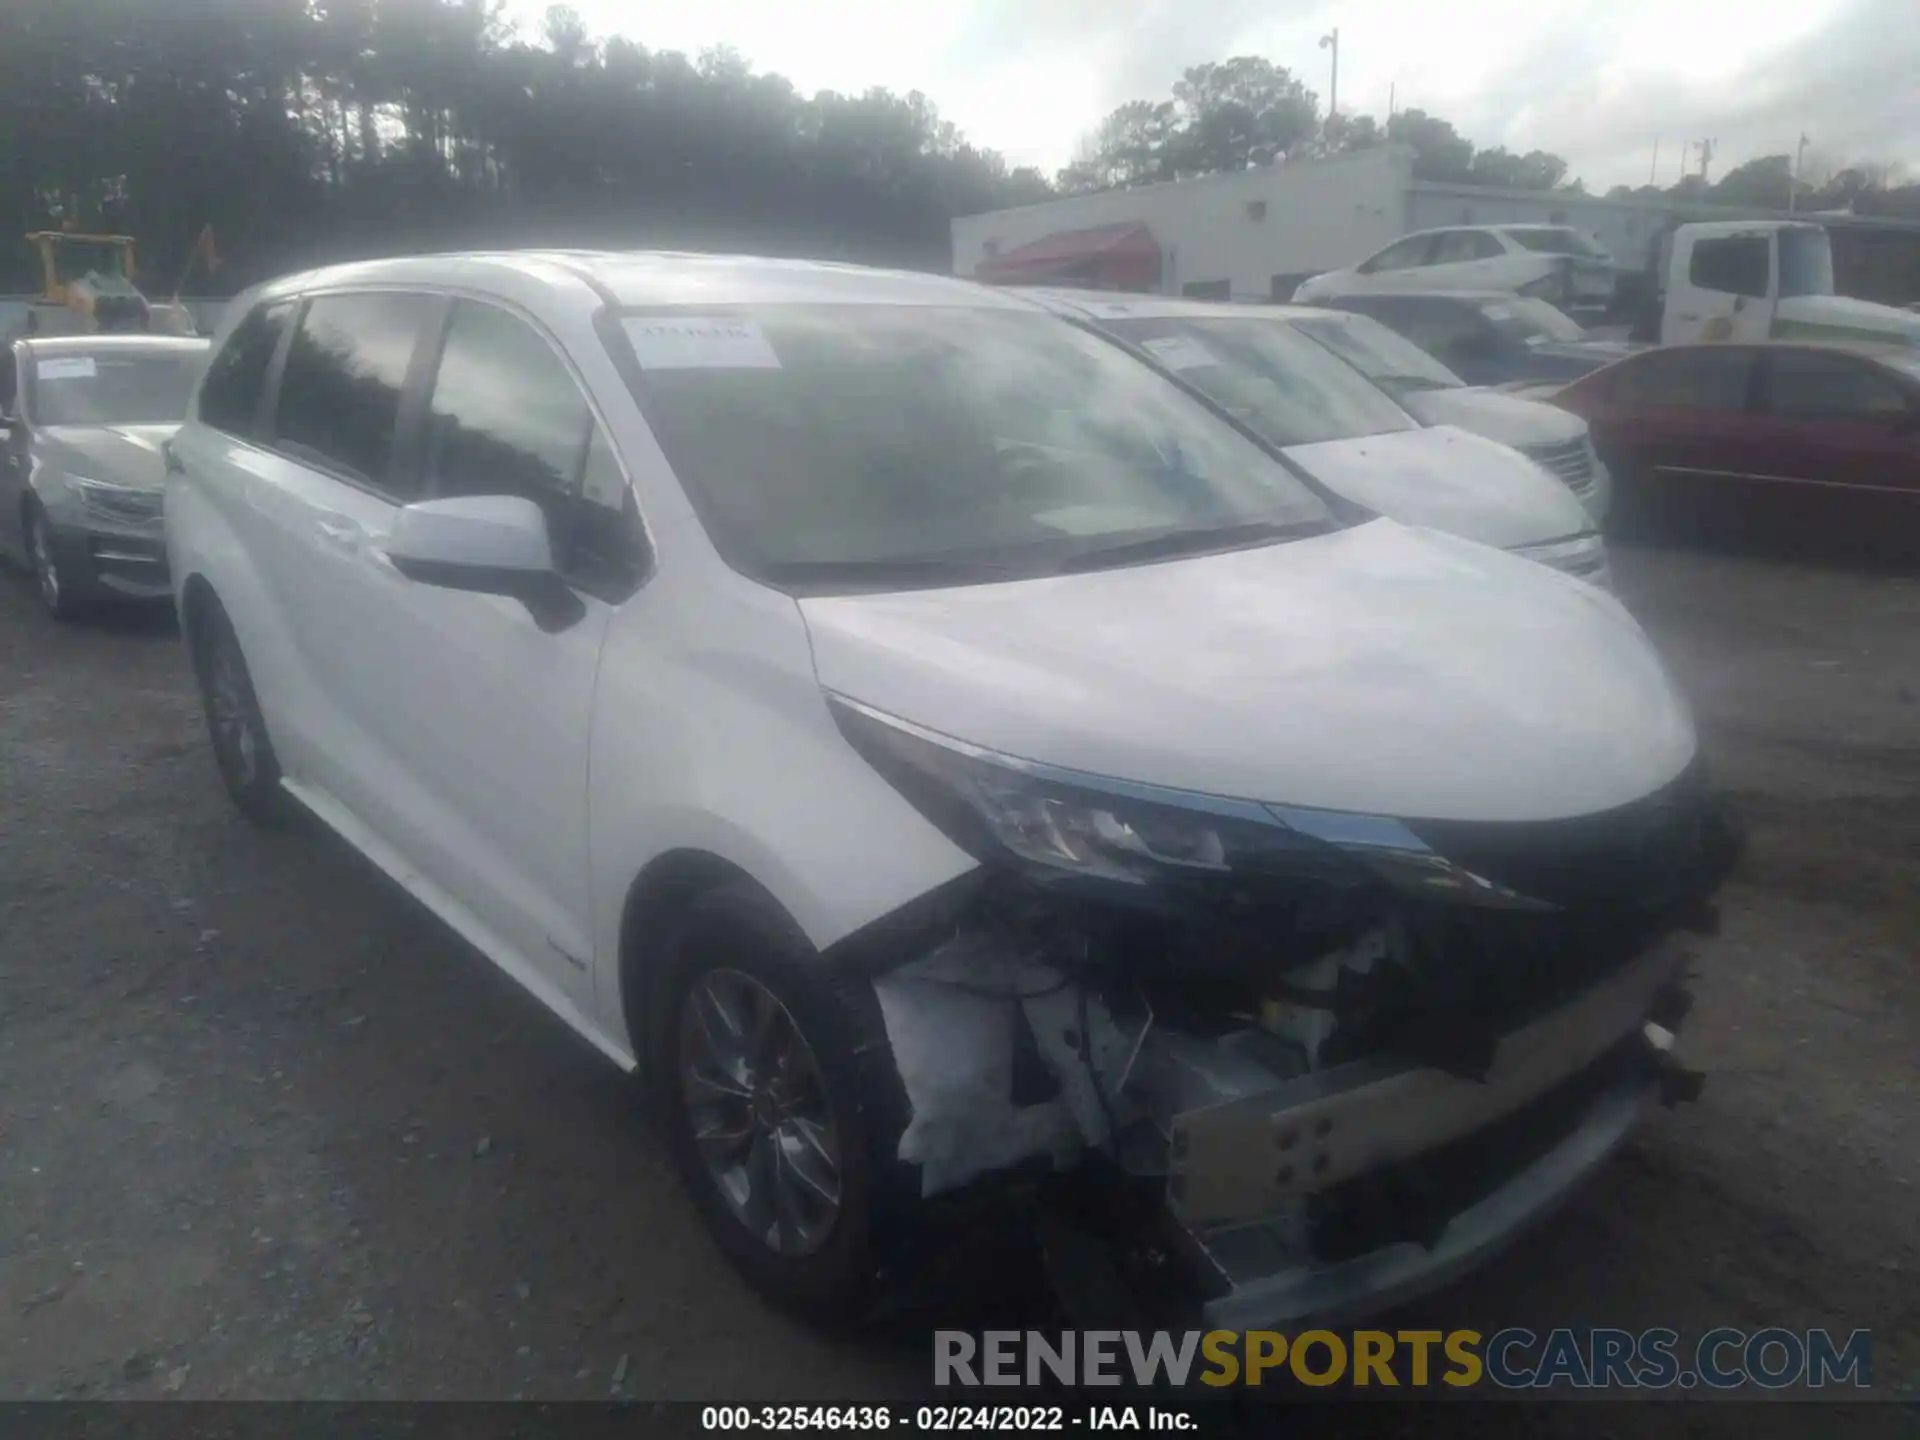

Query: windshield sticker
1481;304;1517;322
37;357;98;381
1140;335;1218;371
623;317;781;370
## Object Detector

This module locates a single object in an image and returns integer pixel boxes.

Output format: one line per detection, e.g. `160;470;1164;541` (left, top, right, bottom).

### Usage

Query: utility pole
1650;139;1660;186
1319;29;1340;136
1697;137;1716;184
1790;132;1809;212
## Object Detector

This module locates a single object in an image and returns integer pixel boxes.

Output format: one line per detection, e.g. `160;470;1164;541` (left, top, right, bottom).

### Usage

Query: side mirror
385;494;586;633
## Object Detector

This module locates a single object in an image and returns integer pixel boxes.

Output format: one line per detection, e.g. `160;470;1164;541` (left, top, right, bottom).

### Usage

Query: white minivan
167;252;1735;1329
1018;289;1613;583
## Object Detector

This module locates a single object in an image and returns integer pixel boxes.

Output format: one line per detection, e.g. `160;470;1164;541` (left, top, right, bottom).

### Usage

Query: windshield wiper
1045;518;1338;575
764;555;1021;590
1377;374;1455;393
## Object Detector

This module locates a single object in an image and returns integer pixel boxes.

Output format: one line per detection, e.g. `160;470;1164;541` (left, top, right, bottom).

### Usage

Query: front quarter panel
588;563;977;1047
166;422;324;777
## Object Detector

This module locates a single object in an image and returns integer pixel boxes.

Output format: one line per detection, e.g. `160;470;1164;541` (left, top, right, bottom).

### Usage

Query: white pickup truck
1655;220;1920;347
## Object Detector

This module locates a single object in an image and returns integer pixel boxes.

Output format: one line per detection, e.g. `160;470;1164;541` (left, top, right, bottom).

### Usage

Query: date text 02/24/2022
701;1405;1198;1431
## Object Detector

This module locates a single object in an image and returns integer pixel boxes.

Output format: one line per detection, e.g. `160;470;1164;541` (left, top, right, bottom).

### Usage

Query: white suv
167;252;1735;1328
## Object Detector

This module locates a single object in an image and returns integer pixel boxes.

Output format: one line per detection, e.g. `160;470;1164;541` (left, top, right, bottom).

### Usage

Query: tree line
6;0;1914;299
0;0;1053;293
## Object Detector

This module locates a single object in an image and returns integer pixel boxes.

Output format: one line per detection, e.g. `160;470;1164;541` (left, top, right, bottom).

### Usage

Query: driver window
1360;236;1432;274
1689;236;1770;298
424;300;644;595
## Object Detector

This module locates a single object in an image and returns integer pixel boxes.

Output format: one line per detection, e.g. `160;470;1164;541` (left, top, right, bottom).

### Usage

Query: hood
37;424;177;490
802;518;1696;824
1397;386;1589;448
1280;425;1593;550
1775;294;1920;342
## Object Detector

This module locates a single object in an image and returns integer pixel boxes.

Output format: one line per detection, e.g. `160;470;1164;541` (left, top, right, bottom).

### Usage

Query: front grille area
1522;436;1596;495
1406;760;1740;917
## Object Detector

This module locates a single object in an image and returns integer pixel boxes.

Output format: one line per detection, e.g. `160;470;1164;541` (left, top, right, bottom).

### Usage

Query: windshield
616;306;1336;588
1478;297;1589;345
30;350;203;425
1779;227;1836;299
1504;228;1610;260
1287;313;1466;396
1100;315;1420;446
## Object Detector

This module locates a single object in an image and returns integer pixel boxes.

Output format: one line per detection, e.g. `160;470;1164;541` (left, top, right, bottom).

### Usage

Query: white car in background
1281;307;1612;524
1017;288;1613;587
1293;225;1618;313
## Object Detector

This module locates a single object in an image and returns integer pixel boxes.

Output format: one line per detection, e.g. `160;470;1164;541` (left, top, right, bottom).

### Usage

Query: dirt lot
1;540;1916;1430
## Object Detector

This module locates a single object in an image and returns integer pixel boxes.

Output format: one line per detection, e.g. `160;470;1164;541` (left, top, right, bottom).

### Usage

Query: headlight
1513;532;1611;590
827;695;1553;910
70;476;164;523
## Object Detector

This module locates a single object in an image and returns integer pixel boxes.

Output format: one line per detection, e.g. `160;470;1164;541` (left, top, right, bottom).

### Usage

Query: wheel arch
617;847;771;1081
179;572;223;664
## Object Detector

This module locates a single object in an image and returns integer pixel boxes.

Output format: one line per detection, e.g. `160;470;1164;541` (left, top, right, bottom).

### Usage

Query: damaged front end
826;695;1742;1327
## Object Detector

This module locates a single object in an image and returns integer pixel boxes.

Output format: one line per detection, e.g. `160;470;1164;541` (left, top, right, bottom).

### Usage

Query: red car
1550;340;1920;555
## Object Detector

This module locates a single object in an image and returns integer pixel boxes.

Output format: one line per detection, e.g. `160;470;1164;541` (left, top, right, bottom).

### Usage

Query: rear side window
1689;237;1770;299
199;300;292;437
273;293;437;495
1612;348;1755;412
424;300;644;595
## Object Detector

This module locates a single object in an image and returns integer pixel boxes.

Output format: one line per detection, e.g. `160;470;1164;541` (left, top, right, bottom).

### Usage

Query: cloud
546;0;1919;188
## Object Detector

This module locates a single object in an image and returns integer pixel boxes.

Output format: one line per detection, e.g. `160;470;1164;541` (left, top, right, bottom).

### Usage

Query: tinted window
1347;298;1489;365
1105;315;1419;445
1613;348;1755;411
0;346;17;413
424;300;642;591
1506;228;1608;258
1766;351;1911;421
1689;236;1770;299
1360;236;1432;273
1778;229;1835;299
28;349;205;426
1182;280;1230;300
619;305;1332;587
1429;232;1486;265
200;300;292;437
273;293;435;494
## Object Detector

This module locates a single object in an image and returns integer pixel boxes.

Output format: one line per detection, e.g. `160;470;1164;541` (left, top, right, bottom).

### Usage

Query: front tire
25;505;85;622
653;881;913;1327
191;603;293;827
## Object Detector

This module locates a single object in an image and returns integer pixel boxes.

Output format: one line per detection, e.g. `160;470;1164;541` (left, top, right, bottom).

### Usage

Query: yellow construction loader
12;229;200;338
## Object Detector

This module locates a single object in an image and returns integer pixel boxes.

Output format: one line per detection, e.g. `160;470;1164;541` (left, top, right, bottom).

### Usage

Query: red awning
975;222;1161;291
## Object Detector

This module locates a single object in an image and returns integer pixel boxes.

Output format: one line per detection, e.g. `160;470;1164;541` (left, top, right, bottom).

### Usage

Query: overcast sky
539;0;1917;191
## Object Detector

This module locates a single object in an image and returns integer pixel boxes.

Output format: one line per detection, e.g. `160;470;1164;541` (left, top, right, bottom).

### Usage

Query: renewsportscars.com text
933;1327;1873;1391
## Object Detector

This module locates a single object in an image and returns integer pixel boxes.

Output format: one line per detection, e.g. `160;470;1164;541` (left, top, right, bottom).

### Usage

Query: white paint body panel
1282;426;1591;551
1396;386;1587;450
169;250;1697;1086
801;519;1694;824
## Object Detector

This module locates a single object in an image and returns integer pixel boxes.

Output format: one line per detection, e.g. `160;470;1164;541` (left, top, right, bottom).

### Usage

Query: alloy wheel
678;967;844;1257
206;639;260;787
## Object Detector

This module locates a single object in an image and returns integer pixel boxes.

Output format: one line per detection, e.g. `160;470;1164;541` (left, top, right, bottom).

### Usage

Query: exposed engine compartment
863;761;1739;1321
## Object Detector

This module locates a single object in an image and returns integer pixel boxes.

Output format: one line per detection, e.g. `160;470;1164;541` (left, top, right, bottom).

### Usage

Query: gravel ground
1;540;1916;1433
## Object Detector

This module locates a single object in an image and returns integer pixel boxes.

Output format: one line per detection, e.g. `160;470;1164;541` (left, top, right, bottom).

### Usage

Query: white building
954;147;1920;304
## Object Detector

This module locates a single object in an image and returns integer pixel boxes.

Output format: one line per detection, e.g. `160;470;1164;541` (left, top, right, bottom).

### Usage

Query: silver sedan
1;334;208;620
